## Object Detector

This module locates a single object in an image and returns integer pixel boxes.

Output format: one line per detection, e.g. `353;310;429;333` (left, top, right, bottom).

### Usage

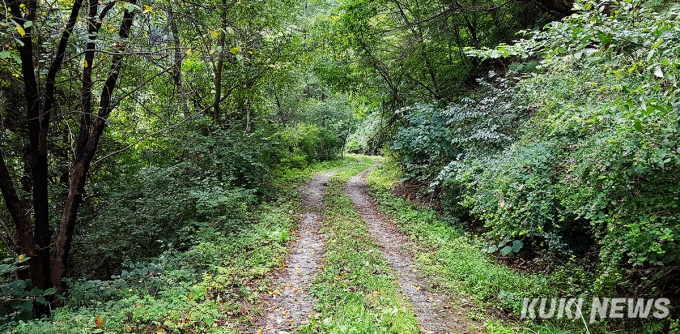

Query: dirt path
344;164;470;334
256;168;341;333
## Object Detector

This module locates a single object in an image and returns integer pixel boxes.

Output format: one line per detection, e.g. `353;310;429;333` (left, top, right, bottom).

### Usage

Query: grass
299;156;420;333
365;162;680;334
365;162;583;334
19;157;668;333
7;158;357;334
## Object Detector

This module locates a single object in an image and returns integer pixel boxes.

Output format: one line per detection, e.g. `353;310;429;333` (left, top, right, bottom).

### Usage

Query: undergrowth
366;162;673;334
6;158;355;333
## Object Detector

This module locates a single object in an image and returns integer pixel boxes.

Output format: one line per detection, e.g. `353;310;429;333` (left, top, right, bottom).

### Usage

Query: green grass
365;162;679;334
299;156;420;333
7;158;357;334
365;163;581;334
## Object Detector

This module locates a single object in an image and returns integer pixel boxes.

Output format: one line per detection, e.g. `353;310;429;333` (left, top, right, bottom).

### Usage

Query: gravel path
256;168;341;333
344;163;470;334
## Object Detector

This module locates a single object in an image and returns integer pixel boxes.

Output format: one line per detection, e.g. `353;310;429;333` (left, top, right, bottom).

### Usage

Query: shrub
391;75;530;182
281;123;342;164
454;0;680;275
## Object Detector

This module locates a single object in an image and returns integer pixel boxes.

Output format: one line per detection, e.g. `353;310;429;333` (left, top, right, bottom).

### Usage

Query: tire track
256;167;342;333
344;164;470;334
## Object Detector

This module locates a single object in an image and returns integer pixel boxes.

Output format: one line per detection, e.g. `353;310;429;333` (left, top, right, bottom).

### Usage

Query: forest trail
256;167;342;333
344;163;472;333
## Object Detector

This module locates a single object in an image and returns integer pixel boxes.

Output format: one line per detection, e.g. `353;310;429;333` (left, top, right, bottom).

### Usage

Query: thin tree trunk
77;0;98;161
245;100;251;133
0;151;42;283
167;8;189;117
213;0;228;125
51;1;138;292
213;55;224;124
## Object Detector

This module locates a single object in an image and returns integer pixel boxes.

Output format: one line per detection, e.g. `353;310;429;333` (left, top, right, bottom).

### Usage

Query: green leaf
597;34;611;45
654;66;664;78
11;54;22;64
647;49;656;62
500;245;513;255
28;287;42;296
19;300;33;311
633;120;644;133
36;297;47;305
511;240;523;253
43;288;57;295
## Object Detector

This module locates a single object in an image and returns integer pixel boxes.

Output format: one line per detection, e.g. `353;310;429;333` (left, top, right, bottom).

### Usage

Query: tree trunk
213;0;228;125
0;151;42;284
8;0;51;289
167;8;189;118
213;55;224;124
51;1;138;292
245;100;252;133
77;0;98;161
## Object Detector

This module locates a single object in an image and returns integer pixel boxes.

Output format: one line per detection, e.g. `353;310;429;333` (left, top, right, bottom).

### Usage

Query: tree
0;0;158;293
314;0;562;140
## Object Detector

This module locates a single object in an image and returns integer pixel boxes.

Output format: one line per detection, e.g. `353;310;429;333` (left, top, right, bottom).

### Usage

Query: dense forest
0;0;679;332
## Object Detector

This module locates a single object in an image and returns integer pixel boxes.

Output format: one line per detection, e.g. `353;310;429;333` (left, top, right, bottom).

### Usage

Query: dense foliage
386;0;680;308
1;0;678;330
0;0;354;327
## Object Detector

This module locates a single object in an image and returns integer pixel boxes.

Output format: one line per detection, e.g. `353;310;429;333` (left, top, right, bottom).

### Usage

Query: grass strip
299;157;420;333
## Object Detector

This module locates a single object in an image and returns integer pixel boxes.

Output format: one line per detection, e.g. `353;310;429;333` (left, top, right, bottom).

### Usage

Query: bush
281;123;342;164
391;76;530;182
390;103;458;180
71;122;268;278
389;0;680;280
453;0;680;275
0;256;57;323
